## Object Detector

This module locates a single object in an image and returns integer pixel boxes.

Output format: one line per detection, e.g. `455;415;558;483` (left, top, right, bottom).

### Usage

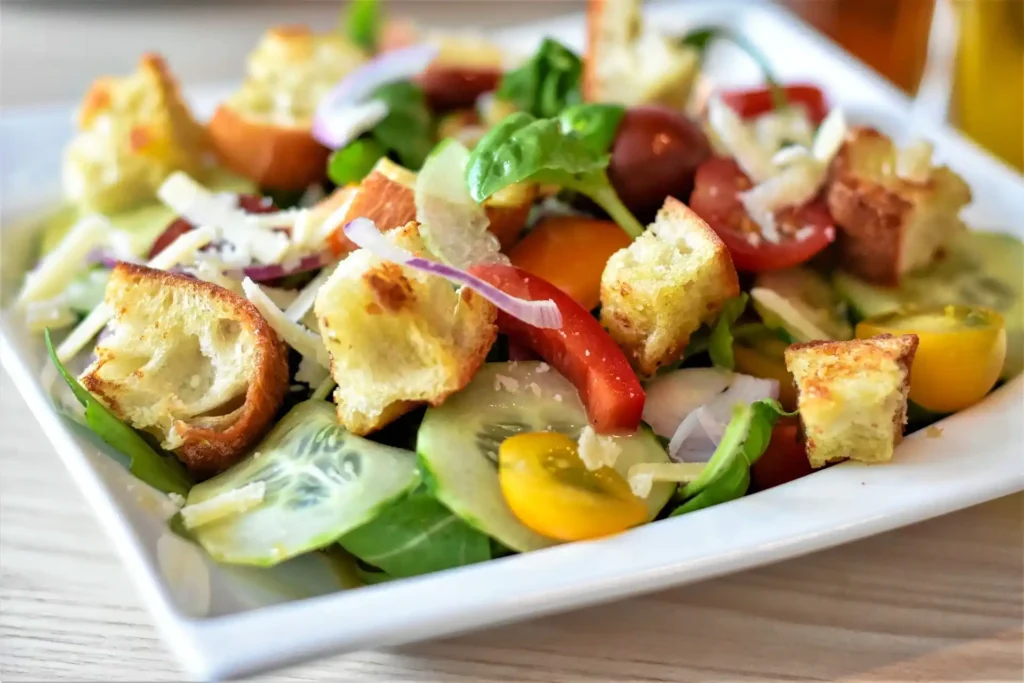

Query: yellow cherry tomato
856;305;1006;414
733;334;799;411
498;432;647;541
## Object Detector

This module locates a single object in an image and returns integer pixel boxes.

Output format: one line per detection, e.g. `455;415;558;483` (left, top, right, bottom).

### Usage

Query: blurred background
1;0;1021;168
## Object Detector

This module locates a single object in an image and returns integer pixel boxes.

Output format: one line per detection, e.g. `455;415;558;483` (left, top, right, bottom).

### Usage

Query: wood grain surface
2;2;1023;681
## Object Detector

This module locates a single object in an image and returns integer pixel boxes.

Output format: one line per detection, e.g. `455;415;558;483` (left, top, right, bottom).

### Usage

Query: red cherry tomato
721;84;829;124
689;157;835;272
749;419;812;492
468;263;645;434
148;193;277;258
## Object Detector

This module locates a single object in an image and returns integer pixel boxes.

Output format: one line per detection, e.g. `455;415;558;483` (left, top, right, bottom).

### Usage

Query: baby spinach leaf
338;490;491;578
558;103;626;155
679;27;788;110
370;81;435;170
466;112;644;238
344;0;381;53
328;137;386;187
708;293;750;370
44;329;192;496
497;38;583;119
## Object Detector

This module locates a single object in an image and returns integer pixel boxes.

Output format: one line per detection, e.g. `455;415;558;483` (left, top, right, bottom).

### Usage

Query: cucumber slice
417;362;675;553
187;401;419;566
834;231;1023;378
751;268;853;342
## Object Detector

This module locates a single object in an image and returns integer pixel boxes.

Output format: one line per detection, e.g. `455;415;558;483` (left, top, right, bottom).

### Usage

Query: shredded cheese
577;425;622;472
627;462;706;498
17;215;108;305
284;264;335;323
24;298;76;332
180;481;266;529
242;277;331;368
707;96;775;183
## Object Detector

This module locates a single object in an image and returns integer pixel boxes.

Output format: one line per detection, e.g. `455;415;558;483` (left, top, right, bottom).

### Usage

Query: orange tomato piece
508;216;633;311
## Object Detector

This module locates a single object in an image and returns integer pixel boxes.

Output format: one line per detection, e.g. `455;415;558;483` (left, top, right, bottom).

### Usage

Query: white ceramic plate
2;2;1023;680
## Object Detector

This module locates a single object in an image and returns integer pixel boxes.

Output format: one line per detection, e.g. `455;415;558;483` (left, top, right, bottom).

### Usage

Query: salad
14;0;1022;582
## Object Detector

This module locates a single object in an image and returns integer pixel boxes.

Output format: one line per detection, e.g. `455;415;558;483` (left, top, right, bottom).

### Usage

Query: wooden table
1;2;1022;680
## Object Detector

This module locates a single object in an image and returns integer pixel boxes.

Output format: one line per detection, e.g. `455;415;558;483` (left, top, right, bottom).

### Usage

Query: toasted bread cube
63;54;209;214
827;127;971;285
208;26;366;190
81;264;290;478
785;334;919;469
582;0;698;108
600;197;740;376
314;222;497;434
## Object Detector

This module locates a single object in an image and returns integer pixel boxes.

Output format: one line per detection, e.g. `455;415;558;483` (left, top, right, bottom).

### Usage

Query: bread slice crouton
314;222;497;434
81;263;289;479
208;26;366;190
785;334;919;469
582;0;698;108
827;127;971;285
600;197;740;376
63;54;209;214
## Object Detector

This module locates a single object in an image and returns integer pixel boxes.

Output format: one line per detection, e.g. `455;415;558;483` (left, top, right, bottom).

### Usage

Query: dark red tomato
721;84;829;124
468;263;645;434
148;193;277;258
689;156;835;272
418;65;502;112
749;419;812;492
608;106;711;220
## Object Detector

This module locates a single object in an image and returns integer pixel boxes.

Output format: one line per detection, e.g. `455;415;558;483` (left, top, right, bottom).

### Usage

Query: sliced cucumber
417;362;675;553
834;231;1023;378
751;268;853;342
186;401;419;566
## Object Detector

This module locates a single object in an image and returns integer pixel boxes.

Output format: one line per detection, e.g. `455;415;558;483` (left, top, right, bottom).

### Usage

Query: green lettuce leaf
344;0;381;53
496;38;582;119
708;293;750;370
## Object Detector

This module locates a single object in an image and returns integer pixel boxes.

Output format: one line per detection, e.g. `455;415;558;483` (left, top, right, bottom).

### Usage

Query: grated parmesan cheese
242;277;331;368
577;425;622;471
180;481;266;529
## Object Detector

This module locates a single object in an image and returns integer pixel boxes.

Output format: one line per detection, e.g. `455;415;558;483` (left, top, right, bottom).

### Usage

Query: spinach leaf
496;38;583;118
558;103;626;155
338;490;491;578
344;0;381;53
670;398;790;516
680;27;788;110
370;81;435;170
44;329;192;495
708;293;750;370
466;112;644;238
327;137;386;187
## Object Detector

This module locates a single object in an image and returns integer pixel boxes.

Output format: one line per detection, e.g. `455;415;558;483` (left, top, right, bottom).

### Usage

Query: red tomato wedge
468;263;645;434
721;84;829;124
689;156;835;272
749;420;812;492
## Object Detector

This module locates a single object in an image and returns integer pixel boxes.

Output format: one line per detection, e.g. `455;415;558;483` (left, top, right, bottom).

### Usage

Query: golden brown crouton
63;54;209;213
208;26;366;190
81;263;289;479
785;334;918;469
314;222;497;434
827;127;971;285
601;197;740;376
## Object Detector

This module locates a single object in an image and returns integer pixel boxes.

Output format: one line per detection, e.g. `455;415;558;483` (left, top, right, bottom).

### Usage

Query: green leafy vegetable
558;103;626;155
44;329;191;495
496;38;583;118
344;0;381;53
327;137;386;187
339;490;491;578
708;293;750;370
466;112;644;238
370;81;435;170
680;27;788;110
670;398;791;516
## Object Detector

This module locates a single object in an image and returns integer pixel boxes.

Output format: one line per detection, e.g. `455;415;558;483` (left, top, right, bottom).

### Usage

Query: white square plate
2;2;1022;680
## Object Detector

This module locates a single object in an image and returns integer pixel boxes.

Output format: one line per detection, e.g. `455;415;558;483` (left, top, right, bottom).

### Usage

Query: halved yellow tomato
856;305;1006;413
498;432;647;541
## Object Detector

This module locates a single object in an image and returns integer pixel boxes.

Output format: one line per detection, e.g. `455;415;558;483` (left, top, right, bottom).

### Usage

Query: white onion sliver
311;99;389;151
343;218;562;329
642;367;734;438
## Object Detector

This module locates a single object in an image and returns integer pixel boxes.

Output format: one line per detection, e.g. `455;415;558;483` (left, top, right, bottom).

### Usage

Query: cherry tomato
468;263;645;433
749;419;811;492
608;106;712;220
856;305;1006;413
689;156;835;272
508;216;632;311
721;84;829;124
148;193;277;258
419;65;502;112
499;432;647;541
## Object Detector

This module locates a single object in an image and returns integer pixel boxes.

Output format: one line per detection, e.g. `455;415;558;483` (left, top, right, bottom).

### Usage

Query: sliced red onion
234;251;333;282
642;367;734;438
312;44;439;149
311;99;390;151
343;218;562;329
85;248;140;269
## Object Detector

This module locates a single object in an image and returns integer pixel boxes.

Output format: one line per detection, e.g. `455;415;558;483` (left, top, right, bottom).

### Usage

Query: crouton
314;222;497;434
63;54;209;214
208;26;366;190
600;197;740;376
81;263;289;479
827;127;971;285
785;334;919;469
582;0;698;108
